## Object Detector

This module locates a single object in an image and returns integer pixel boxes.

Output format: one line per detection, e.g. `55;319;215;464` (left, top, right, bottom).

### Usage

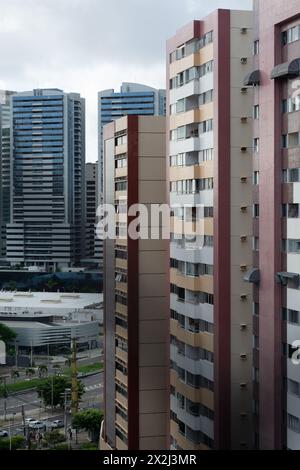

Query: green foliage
25;367;36;377
52;443;70;451
80;442;99;451
0;322;16;344
0;435;25;450
37;375;84;408
44;430;66;446
72;409;103;443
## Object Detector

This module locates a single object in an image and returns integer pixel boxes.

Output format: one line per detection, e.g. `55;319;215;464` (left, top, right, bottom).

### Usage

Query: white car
51;420;64;428
25;418;36;425
29;420;45;430
0;430;8;438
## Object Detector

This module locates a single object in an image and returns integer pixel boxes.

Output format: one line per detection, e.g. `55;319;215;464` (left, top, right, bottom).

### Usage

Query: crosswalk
85;384;102;392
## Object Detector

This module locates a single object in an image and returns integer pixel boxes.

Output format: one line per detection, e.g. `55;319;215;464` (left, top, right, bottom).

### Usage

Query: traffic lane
0;373;103;416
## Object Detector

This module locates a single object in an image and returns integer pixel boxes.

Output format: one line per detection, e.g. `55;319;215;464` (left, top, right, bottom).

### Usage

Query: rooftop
0;291;102;310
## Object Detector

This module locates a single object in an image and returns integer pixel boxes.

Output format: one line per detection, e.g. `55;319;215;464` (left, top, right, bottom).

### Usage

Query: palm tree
38;364;48;378
11;369;20;383
25;368;35;378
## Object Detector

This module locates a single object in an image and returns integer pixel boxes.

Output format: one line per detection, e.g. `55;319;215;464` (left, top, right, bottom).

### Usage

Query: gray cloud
0;0;252;161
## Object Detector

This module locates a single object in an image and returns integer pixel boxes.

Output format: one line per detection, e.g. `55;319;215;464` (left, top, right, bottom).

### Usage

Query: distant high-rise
98;83;166;197
0;90;15;258
84;161;102;268
6;89;85;270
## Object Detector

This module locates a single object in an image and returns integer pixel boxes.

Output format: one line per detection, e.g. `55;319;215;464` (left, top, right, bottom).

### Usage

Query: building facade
0;90;15;259
98;83;166;197
6;89;85;271
100;115;169;450
245;0;300;450
85;162;98;258
167;10;254;450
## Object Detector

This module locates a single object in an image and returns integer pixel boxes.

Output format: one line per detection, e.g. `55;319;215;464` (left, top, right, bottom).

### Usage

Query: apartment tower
100;115;169;450
245;0;300;450
6;89;85;270
167;10;254;449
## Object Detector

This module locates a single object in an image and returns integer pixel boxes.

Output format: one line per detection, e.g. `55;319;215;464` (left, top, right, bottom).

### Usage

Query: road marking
85;384;102;391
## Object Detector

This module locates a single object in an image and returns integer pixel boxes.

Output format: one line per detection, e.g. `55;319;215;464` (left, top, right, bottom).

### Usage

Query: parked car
25;418;36;425
29;420;45;430
0;430;8;438
40;420;54;431
51;420;64;428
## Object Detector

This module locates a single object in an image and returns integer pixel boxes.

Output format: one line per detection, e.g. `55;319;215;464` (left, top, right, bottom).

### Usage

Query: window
288;414;300;433
282;25;300;45
288;239;300;254
253;104;259;120
253;39;259;55
253;171;259;185
288;204;299;218
199;119;213;134
199;148;214;162
253;138;259;153
289;309;299;324
199;89;213;105
288;379;300;396
254;204;259;218
253;237;259;251
282;134;288;148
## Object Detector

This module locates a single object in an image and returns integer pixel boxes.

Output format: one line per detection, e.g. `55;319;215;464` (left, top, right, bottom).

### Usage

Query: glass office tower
6;89;85;271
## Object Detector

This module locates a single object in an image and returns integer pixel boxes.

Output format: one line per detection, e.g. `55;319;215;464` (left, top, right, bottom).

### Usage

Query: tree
0;323;16;345
25;367;35;378
0;435;25;450
44;430;66;447
38;364;48;378
72;409;103;443
37;376;84;408
11;369;20;383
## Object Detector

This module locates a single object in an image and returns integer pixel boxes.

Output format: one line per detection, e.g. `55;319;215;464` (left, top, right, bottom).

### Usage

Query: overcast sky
0;0;252;162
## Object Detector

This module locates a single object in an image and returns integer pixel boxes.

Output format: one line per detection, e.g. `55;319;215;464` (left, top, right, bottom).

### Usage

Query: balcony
170;268;213;294
170;319;213;353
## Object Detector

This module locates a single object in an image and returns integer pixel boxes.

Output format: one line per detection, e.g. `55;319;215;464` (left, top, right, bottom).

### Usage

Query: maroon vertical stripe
126;115;139;449
213;9;231;449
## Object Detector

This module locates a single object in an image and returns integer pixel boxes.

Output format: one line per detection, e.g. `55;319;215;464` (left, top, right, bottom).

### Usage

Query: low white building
0;291;103;352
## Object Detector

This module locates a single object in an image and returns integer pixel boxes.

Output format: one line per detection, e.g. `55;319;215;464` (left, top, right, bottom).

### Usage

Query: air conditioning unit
240;412;248;419
240;236;247;242
241;57;248;64
240;324;247;331
240;176;247;183
240;28;248;34
241;87;248;94
240;294;248;301
240;383;247;389
240;146;247;152
240;353;247;360
240;264;248;272
240;206;247;213
241;117;248;123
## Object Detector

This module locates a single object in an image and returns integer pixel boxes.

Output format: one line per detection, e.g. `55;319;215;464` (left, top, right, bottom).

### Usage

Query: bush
44;430;66;446
0;435;25;450
52;443;70;451
80;442;99;451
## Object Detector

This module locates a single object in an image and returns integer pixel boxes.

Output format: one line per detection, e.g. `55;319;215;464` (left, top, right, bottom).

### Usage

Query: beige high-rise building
100;115;169;450
167;9;254;450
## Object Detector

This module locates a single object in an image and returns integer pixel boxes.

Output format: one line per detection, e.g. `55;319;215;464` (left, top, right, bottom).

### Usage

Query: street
0;372;103;434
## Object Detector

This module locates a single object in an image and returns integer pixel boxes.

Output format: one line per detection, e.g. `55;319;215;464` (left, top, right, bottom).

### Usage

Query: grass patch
0;378;46;396
63;362;103;376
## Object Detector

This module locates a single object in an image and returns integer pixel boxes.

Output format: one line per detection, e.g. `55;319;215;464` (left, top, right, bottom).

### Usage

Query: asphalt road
0;372;103;434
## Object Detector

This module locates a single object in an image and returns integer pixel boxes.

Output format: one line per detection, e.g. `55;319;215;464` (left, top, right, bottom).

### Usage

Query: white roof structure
0;292;102;313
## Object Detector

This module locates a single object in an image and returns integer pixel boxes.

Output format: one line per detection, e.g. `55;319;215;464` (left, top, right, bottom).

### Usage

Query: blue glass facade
98;83;166;196
6;89;86;270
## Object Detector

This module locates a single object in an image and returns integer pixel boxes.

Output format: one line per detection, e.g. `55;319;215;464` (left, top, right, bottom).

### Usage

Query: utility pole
71;337;78;416
51;374;54;415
